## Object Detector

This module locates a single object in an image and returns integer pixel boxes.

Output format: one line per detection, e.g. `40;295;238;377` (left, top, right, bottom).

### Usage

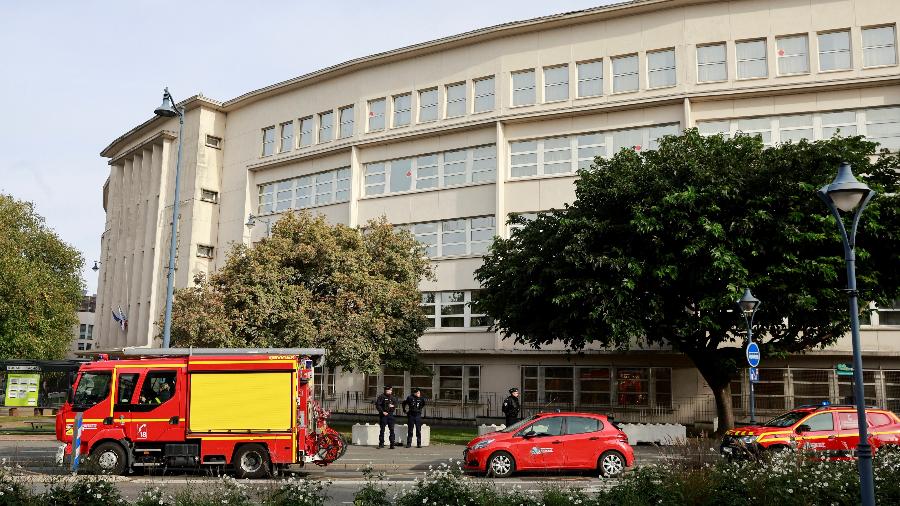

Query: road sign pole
71;412;83;474
746;341;761;424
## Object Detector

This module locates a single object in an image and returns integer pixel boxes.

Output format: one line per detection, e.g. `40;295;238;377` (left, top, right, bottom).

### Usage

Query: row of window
364;365;481;402
698;106;900;151
364;145;496;196
510;123;679;178
522;366;672;408
258;25;897;157
731;368;900;413
257;167;351;214
420;290;492;329
396;216;496;258
78;324;94;341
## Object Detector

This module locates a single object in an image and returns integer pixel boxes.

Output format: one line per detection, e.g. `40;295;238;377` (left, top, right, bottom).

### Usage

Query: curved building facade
97;0;900;422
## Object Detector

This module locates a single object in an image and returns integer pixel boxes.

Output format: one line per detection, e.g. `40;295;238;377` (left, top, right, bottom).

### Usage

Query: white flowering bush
270;477;330;506
0;469;32;506
40;476;125;505
135;486;175;506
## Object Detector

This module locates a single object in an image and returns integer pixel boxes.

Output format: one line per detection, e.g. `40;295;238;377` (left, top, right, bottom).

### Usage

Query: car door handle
552;440;562;444
589;437;600;441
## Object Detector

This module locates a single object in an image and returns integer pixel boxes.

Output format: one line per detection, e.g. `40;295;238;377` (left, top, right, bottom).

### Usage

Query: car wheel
598;450;626;478
90;441;127;475
233;444;271;479
487;451;515;478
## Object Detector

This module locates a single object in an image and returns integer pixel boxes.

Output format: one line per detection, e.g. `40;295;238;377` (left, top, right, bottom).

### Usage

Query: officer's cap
412;387;421;394
383;385;392;391
509;387;519;394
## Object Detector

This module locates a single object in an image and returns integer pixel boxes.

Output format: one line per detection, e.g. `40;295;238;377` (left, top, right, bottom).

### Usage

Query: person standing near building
375;385;398;449
403;387;427;448
502;387;521;427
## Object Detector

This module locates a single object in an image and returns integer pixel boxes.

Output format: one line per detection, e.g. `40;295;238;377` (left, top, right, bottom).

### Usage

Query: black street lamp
737;288;760;423
818;161;877;506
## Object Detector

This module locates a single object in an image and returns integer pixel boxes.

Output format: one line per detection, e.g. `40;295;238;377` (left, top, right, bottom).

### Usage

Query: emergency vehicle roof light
121;347;326;358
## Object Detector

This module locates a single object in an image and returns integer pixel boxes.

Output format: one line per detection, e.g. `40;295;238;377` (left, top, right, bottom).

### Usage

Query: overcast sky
0;0;615;293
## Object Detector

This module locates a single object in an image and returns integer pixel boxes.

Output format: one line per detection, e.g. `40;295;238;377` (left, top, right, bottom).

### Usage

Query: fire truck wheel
233;444;271;479
90;442;127;475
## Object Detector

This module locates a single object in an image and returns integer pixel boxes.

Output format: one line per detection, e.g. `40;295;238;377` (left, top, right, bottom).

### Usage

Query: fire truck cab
56;348;343;478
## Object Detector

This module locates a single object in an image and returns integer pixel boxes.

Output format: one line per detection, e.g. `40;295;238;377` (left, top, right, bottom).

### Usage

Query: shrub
352;466;391;506
270;477;330;506
0;469;34;506
135;486;174;506
39;476;125;506
172;476;252;506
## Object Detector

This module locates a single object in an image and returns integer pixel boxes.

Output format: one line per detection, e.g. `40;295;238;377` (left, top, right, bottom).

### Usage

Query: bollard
71;413;83;474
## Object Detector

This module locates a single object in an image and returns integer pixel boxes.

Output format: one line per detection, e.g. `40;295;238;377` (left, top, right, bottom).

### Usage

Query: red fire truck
56;348;345;478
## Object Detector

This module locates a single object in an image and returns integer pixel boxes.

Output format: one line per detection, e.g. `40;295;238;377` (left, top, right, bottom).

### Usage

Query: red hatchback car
463;412;634;478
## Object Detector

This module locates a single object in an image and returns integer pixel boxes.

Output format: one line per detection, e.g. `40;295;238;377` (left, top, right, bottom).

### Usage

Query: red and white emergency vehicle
56;348;345;478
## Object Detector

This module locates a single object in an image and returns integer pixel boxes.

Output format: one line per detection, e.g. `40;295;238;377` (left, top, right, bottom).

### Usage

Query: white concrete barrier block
478;424;505;436
351;423;431;446
619;423;686;445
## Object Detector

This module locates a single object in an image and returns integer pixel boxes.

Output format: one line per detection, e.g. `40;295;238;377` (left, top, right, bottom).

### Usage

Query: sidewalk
323;444;463;471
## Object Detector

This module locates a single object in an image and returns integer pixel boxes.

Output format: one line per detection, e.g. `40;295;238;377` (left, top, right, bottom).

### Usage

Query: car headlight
739;435;758;444
472;439;494;450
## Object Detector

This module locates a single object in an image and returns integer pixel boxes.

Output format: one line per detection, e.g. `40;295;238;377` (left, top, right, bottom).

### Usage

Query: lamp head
245;213;256;228
821;162;871;213
737;288;760;315
91;261;100;272
154;88;179;118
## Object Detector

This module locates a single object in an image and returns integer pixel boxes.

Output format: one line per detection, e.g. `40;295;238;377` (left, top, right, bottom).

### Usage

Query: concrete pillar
349;145;361;228
683;97;693;129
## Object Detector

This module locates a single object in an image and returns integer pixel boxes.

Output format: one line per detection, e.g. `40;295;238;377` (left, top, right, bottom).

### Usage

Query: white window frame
418;87;439;123
862;24;898;68
576;60;604;98
421;290;491;329
393;93;412;127
205;135;222;149
368;98;386;132
279;121;294;153
697;42;728;83
473;76;495;113
318;110;333;143
776;34;810;76
256;167;352;215
362;145;497;197
543;64;570;103
200;189;218;203
511;69;536;106
445;82;467;118
338;105;354;139
298;116;314;147
197;245;214;259
646;48;676;89
261;126;276;156
404;216;496;259
817;29;852;72
611;54;639;93
736;38;768;80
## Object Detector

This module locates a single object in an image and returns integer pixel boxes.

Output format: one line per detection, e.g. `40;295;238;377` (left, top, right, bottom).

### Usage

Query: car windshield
500;416;537;433
73;372;111;410
763;410;809;427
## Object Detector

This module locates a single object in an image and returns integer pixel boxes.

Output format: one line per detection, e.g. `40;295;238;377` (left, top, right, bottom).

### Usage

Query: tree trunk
686;351;737;434
710;381;734;434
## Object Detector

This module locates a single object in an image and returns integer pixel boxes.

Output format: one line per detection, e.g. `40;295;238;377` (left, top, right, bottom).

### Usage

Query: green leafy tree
474;131;900;430
0;194;85;359
168;211;433;373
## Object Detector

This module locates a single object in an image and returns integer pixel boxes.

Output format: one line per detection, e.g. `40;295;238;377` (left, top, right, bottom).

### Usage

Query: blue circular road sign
746;342;761;368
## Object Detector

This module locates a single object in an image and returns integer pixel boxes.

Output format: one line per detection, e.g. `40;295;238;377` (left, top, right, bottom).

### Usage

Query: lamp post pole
155;88;185;349
818;162;876;506
737;288;760;424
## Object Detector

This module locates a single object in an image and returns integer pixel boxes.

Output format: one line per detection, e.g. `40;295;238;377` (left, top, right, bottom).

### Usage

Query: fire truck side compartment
188;372;293;432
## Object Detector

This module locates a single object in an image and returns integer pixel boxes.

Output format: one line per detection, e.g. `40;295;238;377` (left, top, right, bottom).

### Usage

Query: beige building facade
96;0;900;423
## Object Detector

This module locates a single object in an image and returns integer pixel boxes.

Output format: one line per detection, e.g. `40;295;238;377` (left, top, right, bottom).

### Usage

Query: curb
0;435;56;441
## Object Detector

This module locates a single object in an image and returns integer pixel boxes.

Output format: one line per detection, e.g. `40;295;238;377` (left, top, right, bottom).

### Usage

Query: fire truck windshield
73;372;111;410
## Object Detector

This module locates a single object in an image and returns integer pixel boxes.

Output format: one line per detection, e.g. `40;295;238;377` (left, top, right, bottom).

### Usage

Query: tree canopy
168;211;433;373
0;194;85;359
474;130;900;429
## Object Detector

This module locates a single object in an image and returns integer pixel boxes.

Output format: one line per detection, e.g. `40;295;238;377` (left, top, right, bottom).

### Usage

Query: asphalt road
3;439;720;504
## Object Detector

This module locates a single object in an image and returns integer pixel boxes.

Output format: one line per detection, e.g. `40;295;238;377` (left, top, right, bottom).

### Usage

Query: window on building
410;371;433;399
368;98;386;131
313;365;336;399
393;93;412;127
543;65;569;102
577;60;603;97
522;367;538;403
737;117;773;145
544;367;574;404
821;110;858;138
776;34;810;75
383;367;405;399
196;245;214;258
697;120;732;138
791;369;831;406
318;111;333;142
731;374;744;410
338;105;354;139
314;171;336;205
298;116;314;147
438;365;463;400
86;324;94;340
697;43;727;82
363;145;496;196
578;367;611;406
205;135;222;149
736;39;768;79
647;48;676;88
648;124;680;150
612;54;639;92
418;88;438;122
365;374;379;398
510;140;538;177
616;368;649;407
511;69;536;106
200;189;219;203
406;217;495;258
278;121;293;153
577;133;606;169
473;76;495;113
818;30;852;71
778;114;814;143
77;343;85;351
863;25;897;67
257;167;350;214
445;82;467;118
654;368;672;408
866;106;900;151
261;126;276;156
877;299;900;325
885;371;900;412
755;368;786;410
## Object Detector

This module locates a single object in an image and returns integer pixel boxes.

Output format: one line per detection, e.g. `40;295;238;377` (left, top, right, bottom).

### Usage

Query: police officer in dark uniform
375;385;398;449
402;388;427;448
502;387;521;427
